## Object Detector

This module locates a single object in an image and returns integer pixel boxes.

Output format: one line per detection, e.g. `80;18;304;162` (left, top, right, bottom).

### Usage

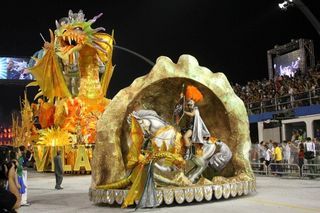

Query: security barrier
251;162;268;175
301;164;320;178
251;162;320;178
267;163;301;177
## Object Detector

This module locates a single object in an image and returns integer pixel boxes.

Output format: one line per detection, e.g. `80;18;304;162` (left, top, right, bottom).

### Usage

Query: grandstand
233;39;320;178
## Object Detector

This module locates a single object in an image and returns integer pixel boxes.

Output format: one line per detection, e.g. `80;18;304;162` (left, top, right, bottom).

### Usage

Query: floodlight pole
292;0;320;37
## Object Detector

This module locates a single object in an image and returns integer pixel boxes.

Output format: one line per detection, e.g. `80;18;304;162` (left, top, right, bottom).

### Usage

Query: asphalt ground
18;169;320;213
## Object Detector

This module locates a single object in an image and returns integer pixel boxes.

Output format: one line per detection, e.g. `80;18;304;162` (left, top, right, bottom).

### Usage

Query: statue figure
174;85;211;160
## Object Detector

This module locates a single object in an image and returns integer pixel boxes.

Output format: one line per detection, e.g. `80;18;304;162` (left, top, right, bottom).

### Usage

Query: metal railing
301;164;320;178
251;162;268;175
267;163;301;177
251;162;320;178
246;88;320;115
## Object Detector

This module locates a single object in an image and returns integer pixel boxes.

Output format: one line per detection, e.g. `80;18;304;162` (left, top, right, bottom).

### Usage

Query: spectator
17;146;30;206
273;142;283;176
258;141;266;172
268;141;276;173
25;146;35;168
0;161;21;212
298;129;306;141
9;149;20;190
54;150;64;190
304;137;316;179
298;143;305;176
264;144;272;167
282;141;291;164
18;146;27;167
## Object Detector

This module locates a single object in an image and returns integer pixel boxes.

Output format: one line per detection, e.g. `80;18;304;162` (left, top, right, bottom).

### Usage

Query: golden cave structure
90;54;255;206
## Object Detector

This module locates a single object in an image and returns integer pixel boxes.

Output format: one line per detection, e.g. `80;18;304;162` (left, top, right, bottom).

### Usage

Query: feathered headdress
185;85;203;102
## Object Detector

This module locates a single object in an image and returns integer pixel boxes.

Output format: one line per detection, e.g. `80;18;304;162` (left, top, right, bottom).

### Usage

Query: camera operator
0;161;21;212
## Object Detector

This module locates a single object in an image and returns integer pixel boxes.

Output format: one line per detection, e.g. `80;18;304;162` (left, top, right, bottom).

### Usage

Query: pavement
18;169;320;213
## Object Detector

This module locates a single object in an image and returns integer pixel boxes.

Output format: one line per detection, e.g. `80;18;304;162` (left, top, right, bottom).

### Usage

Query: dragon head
54;10;113;63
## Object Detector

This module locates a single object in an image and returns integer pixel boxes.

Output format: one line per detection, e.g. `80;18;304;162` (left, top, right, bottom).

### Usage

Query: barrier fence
251;162;320;178
251;162;268;175
301;164;320;178
267;163;301;177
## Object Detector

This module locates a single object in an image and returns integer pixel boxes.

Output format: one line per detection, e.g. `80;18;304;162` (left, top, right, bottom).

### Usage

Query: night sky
0;0;320;123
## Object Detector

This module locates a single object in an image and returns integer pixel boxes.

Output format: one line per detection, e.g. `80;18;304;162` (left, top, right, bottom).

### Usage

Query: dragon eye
74;27;83;31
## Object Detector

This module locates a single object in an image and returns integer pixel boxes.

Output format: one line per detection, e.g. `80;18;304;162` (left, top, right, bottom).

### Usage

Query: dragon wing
28;29;71;101
101;55;115;97
94;32;115;96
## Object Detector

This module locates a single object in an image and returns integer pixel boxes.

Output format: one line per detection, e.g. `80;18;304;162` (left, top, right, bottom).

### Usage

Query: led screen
273;49;302;77
0;57;34;80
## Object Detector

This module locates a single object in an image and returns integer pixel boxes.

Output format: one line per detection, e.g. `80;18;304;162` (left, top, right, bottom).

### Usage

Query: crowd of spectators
232;65;320;114
250;129;320;178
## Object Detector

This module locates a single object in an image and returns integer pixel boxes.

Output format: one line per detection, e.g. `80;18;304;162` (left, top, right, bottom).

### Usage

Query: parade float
13;9;255;208
90;54;256;207
12;10;114;174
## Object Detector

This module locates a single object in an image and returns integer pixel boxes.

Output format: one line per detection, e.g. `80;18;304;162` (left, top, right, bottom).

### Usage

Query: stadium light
278;1;288;10
278;0;320;37
278;1;293;10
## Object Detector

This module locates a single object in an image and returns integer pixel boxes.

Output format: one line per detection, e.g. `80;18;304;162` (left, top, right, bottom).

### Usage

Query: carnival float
12;10;114;174
13;10;255;208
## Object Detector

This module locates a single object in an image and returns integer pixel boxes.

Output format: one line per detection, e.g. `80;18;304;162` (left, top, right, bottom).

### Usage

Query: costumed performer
180;85;210;160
